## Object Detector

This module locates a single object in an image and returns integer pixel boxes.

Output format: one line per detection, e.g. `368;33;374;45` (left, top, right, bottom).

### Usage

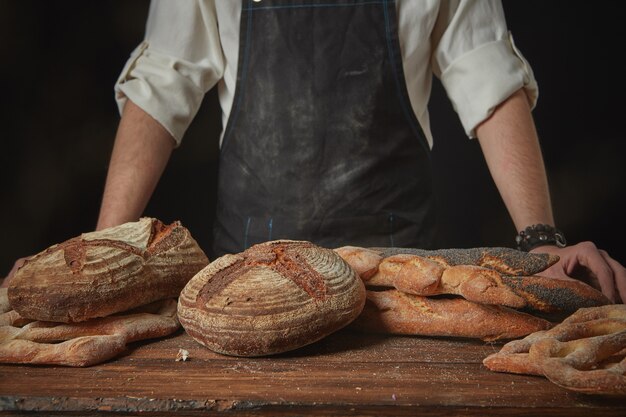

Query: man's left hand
532;242;626;303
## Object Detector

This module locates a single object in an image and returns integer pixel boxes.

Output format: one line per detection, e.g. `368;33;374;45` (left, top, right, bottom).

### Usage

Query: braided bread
483;304;626;395
0;297;179;367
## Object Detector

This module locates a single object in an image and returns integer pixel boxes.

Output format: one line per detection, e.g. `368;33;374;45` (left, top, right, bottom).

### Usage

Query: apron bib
213;0;435;256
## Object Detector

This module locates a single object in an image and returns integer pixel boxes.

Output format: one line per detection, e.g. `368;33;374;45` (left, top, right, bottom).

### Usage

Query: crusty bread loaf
8;218;209;322
0;288;28;327
335;246;610;314
334;247;383;279
352;289;552;341
335;246;559;280
497;274;610;313
371;247;561;276
0;288;10;314
0;299;179;367
178;240;366;357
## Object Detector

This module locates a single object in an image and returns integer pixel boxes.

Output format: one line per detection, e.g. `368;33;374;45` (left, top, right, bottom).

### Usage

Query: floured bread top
82;217;154;248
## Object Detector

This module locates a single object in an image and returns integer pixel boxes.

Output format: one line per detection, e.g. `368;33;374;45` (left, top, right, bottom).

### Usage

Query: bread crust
0;298;179;367
352;289;551;342
8;218;209;322
483;305;626;395
178;240;365;357
335;246;610;314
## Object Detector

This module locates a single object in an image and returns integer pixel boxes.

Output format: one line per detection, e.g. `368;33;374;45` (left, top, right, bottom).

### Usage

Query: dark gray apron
213;0;435;256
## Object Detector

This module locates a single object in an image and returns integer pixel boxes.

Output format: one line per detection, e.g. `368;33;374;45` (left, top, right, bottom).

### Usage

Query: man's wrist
515;224;567;252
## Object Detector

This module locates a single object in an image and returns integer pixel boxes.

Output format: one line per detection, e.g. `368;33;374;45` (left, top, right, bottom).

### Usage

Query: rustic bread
352;289;552;342
334;246;383;280
483;304;626;395
371;247;561;275
178;240;366;357
0;299;179;367
0;288;10;314
335;246;610;314
8;218;209;322
0;288;28;326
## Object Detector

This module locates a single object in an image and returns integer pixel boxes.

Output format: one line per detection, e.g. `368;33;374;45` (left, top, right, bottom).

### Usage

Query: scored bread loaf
0;288;10;314
335;246;610;314
8;218;209;322
0;288;28;327
352;289;552;341
178;240;366;357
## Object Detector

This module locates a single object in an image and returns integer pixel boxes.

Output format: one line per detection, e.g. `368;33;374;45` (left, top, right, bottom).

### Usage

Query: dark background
1;1;624;275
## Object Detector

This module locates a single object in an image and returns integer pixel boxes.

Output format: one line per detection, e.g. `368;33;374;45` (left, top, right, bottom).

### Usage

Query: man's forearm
475;89;554;232
97;100;175;230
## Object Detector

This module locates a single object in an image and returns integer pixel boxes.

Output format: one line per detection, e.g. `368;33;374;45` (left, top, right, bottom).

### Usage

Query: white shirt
115;0;537;148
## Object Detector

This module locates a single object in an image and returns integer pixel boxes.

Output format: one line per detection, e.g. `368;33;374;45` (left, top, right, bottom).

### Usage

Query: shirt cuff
114;42;218;147
440;33;539;138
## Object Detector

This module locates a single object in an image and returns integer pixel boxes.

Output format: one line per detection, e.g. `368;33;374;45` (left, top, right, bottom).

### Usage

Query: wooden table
0;329;624;416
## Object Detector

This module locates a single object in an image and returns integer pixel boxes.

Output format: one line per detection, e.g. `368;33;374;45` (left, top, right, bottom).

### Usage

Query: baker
4;0;625;303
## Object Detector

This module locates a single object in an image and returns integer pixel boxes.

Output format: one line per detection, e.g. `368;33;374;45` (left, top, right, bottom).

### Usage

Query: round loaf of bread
177;240;366;356
8;218;209;322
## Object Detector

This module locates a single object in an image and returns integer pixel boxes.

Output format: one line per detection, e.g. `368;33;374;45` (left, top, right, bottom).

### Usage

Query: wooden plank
2;403;626;417
0;330;624;415
112;329;499;363
0;361;610;406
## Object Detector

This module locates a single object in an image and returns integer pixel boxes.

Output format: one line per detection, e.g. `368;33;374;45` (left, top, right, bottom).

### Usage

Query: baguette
336;246;610;314
352;289;552;341
372;247;560;276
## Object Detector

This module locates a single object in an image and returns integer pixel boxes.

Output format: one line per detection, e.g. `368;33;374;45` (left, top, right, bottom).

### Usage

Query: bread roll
8;218;209;322
178;240;365;357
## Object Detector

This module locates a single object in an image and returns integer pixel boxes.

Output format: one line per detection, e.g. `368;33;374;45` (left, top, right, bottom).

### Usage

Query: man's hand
1;257;28;288
532;243;626;303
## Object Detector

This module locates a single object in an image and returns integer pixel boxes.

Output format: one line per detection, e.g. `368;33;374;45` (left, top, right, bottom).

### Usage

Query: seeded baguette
335;246;610;314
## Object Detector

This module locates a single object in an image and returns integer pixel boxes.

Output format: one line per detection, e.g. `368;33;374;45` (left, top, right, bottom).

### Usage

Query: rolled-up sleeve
115;0;224;146
432;0;538;138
